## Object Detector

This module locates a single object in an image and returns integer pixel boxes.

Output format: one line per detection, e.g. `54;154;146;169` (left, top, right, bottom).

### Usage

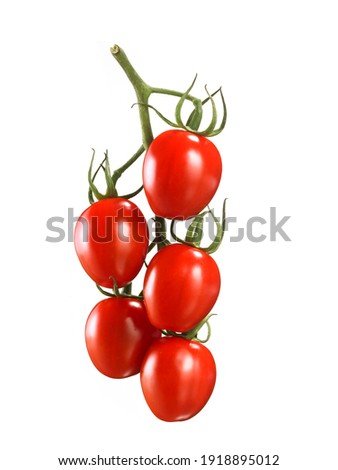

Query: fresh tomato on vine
142;129;222;219
85;297;161;378
74;45;227;422
74;198;148;288
143;243;221;332
141;337;216;421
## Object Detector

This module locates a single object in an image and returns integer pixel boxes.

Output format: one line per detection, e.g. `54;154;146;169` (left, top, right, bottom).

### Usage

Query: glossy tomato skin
143;244;220;332
141;337;216;421
142;130;222;219
85;297;161;379
74;198;148;288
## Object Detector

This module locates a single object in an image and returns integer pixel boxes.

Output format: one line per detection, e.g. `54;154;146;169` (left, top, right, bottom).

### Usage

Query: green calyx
88;147;144;204
161;313;217;343
96;282;144;301
132;75;226;137
170;199;227;254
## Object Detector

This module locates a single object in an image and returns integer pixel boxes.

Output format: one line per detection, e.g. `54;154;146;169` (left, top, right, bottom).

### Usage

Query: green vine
111;45;226;146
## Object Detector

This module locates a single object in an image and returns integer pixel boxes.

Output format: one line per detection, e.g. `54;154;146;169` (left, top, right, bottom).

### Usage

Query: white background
1;1;337;469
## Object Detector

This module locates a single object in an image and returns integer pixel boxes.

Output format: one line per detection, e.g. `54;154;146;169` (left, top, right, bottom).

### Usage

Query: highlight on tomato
140;337;217;421
74;198;149;288
143;243;221;332
85;297;161;379
142;129;222;220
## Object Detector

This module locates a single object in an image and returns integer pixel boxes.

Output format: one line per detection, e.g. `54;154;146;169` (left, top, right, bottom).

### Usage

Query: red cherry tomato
85;297;161;378
74;198;148;288
141;337;216;421
143;244;220;332
142;129;222;219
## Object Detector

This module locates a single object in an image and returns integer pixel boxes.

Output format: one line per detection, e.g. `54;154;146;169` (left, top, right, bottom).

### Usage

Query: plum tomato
143;243;221;332
140;337;216;421
74;198;148;288
85;297;161;379
142;129;222;219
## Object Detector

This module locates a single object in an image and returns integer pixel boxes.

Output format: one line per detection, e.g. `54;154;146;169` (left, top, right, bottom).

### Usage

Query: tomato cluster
74;45;227;422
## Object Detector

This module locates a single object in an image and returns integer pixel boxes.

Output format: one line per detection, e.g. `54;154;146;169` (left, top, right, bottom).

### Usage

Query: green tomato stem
96;283;144;300
110;45;205;145
112;145;144;185
111;45;153;149
154;215;167;251
151;86;202;112
111;45;170;245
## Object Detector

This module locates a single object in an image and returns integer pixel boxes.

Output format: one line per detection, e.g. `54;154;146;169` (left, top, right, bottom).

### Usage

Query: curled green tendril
88;151;107;204
160;313;217;343
174;76;226;136
88;146;145;204
132;102;179;129
170;198;227;254
185;210;208;246
185;313;217;342
208;88;227;137
131;77;226;138
175;74;199;129
120;184;144;199
202;198;227;254
197;85;218;136
96;284;116;297
88;149;117;202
